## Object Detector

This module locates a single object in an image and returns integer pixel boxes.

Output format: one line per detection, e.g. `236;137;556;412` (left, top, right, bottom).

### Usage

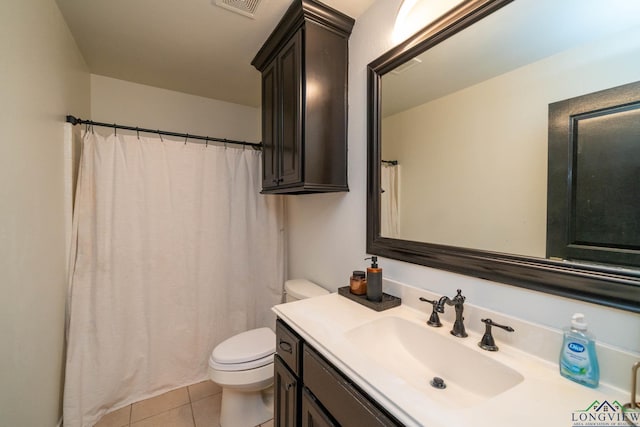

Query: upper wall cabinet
252;0;354;194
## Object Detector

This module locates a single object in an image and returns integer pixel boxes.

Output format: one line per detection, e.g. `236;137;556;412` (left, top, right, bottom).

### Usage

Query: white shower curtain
381;163;399;237
63;131;284;427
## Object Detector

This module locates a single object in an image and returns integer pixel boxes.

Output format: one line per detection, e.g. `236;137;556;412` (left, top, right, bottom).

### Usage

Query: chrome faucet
436;289;467;337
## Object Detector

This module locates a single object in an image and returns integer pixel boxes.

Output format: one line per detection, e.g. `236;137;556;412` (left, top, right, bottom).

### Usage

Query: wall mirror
367;0;640;312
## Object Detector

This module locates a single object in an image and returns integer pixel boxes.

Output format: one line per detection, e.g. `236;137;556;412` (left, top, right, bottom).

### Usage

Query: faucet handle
478;318;514;351
419;297;443;327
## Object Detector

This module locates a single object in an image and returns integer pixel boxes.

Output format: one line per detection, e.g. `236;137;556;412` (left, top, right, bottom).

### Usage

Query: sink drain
430;377;446;389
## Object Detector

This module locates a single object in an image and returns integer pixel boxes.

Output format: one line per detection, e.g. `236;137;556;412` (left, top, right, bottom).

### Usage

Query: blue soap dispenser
559;313;599;388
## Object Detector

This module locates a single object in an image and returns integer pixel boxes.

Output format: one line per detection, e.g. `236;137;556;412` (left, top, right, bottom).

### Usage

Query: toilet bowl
209;327;275;427
209;279;329;427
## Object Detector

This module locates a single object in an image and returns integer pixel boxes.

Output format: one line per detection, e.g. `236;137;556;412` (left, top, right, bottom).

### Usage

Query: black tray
338;286;401;311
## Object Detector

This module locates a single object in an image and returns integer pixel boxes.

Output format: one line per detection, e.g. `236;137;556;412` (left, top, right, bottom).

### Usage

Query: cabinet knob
285;382;294;391
279;340;293;353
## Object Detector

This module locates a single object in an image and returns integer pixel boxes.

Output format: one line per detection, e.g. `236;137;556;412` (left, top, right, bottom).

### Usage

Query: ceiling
382;0;640;117
56;0;375;108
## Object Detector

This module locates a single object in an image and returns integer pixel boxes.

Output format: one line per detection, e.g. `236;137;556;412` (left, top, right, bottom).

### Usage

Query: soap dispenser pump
365;256;382;302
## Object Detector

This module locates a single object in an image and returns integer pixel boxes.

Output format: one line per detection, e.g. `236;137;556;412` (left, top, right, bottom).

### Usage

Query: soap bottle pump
365;256;382;302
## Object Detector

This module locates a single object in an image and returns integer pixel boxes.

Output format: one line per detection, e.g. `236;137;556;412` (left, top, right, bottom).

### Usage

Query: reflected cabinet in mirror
367;0;640;312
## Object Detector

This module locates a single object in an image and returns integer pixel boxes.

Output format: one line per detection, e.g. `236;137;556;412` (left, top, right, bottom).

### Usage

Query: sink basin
345;316;524;408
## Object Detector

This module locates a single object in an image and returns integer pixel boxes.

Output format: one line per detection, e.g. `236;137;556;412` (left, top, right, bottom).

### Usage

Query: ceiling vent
214;0;262;19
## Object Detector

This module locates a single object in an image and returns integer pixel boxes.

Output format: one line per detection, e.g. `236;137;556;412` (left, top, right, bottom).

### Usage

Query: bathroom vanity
275;319;401;426
273;291;631;427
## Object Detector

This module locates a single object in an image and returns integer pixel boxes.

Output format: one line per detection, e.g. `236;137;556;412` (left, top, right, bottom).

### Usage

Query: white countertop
273;293;628;427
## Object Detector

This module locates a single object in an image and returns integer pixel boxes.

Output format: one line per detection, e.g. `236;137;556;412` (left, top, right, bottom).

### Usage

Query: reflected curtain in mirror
381;161;399;237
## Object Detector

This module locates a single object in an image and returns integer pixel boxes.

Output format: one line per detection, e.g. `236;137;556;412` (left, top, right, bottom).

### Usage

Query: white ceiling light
214;0;262;19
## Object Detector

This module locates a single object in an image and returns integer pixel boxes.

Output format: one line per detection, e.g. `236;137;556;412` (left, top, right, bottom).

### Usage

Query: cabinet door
301;388;338;427
278;31;303;187
261;59;279;189
303;347;402;427
274;354;299;427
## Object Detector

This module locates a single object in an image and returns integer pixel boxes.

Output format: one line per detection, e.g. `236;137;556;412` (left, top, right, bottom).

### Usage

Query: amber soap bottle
365;256;382;302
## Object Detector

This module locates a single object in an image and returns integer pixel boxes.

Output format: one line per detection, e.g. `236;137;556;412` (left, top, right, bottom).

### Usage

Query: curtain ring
205;137;209;148
157;130;163;142
224;139;227;150
185;133;189;145
91;123;94;134
136;127;140;140
114;124;117;136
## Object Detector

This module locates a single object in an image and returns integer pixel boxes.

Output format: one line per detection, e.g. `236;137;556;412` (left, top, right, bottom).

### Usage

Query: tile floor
93;380;274;427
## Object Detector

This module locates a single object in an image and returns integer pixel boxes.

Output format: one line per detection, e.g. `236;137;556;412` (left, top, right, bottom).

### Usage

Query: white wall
90;75;260;143
287;0;639;359
0;1;90;426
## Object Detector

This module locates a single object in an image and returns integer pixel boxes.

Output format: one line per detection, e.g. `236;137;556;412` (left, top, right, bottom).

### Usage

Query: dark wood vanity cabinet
252;0;354;194
274;355;300;427
275;319;403;427
301;388;338;427
275;319;303;427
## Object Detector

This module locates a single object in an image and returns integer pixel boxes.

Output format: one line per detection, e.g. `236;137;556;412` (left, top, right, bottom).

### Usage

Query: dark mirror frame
366;0;640;313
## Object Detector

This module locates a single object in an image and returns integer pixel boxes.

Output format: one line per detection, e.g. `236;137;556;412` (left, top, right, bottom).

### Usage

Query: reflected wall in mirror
367;0;640;312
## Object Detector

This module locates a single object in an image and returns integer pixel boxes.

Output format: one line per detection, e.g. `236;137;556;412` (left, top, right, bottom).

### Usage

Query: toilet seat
210;327;275;372
209;353;274;371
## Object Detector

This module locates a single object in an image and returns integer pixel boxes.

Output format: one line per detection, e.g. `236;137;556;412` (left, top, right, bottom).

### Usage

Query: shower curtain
63;131;284;427
381;163;399;237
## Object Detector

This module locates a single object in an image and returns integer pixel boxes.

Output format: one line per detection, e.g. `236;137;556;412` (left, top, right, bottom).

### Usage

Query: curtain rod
382;160;398;165
66;115;262;149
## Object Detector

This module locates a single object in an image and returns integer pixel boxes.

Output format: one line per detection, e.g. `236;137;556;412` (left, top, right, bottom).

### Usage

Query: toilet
208;279;329;427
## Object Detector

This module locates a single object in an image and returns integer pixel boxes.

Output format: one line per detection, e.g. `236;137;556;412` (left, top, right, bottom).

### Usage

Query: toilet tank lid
285;279;329;300
211;327;275;365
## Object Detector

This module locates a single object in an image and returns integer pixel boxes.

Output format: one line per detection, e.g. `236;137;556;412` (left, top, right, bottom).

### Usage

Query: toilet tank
284;279;329;302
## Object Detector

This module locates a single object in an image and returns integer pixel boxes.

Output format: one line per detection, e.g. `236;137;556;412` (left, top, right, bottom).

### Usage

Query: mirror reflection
379;0;640;261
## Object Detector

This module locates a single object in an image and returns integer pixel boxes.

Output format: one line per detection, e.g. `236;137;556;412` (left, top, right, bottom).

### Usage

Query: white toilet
208;279;329;427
